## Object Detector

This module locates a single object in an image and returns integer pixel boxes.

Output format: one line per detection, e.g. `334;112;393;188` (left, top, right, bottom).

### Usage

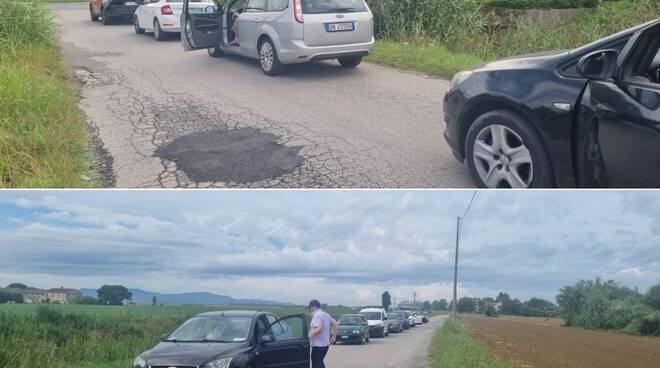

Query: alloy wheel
473;124;533;188
260;41;273;72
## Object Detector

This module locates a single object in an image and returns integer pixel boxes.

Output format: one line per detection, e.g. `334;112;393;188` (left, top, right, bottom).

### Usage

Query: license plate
123;1;136;5
341;335;349;339
325;22;354;32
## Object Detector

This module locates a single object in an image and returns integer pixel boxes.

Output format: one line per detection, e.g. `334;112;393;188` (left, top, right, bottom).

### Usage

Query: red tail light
160;5;174;15
293;0;303;23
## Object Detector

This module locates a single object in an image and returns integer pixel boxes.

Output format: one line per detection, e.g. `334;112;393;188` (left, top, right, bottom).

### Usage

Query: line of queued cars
131;308;431;368
89;0;376;75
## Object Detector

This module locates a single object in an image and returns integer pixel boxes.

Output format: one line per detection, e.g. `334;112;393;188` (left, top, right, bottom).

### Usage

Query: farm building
0;287;81;304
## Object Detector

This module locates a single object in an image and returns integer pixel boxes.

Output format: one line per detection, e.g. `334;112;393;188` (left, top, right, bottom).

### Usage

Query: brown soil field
462;314;660;368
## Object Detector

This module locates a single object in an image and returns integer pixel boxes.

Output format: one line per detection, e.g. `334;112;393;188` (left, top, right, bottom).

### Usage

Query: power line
462;191;478;219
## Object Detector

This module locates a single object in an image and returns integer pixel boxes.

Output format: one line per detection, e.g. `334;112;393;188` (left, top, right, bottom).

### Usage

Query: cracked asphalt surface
53;3;473;188
325;316;447;368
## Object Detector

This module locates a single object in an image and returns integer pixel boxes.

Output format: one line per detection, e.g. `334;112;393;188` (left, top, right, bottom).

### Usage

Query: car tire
258;37;285;76
207;46;225;58
465;110;553;188
90;5;99;22
365;335;370;342
134;16;145;34
153;19;166;41
358;336;364;345
101;7;112;25
338;56;362;68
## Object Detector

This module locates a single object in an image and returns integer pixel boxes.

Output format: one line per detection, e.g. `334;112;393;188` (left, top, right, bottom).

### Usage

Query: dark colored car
388;311;410;330
386;313;402;333
132;310;309;368
336;314;370;345
90;0;139;25
444;19;660;188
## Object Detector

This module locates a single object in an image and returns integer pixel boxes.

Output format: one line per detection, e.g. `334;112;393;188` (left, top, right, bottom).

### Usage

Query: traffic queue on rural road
131;307;430;368
87;0;660;189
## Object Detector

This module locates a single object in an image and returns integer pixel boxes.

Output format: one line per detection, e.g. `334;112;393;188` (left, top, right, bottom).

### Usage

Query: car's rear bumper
278;38;375;64
107;5;138;18
159;14;180;32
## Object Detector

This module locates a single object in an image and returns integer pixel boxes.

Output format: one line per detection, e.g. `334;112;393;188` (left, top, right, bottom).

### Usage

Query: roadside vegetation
0;304;358;368
428;317;510;368
0;0;91;187
367;0;660;78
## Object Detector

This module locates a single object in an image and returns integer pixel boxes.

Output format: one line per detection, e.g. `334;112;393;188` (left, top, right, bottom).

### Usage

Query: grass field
428;317;510;368
0;0;92;188
0;303;358;368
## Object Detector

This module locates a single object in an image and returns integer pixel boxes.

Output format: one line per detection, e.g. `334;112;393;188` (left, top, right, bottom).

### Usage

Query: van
359;307;389;338
181;0;374;75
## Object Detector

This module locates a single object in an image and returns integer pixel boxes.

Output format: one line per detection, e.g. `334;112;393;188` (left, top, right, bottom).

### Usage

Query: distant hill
80;288;293;306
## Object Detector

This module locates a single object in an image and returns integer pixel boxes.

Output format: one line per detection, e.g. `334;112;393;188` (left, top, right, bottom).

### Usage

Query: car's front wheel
465;110;553;188
207;46;225;58
338;56;362;68
134;16;145;34
258;38;285;76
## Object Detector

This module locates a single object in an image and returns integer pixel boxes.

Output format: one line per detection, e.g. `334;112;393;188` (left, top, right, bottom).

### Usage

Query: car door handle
251;17;262;22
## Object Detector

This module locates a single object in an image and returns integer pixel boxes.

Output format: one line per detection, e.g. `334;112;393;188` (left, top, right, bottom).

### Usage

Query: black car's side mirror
577;49;619;80
259;334;275;345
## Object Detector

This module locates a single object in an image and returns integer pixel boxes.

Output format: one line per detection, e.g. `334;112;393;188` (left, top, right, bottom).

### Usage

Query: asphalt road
52;3;473;188
326;316;447;368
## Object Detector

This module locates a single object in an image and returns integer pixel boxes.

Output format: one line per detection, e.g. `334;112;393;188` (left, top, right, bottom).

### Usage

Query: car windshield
165;316;252;342
361;312;382;320
388;313;400;319
301;0;367;14
339;316;363;325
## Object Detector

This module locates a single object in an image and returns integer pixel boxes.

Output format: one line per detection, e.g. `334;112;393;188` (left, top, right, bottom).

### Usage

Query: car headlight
133;356;147;368
205;358;233;368
450;70;473;90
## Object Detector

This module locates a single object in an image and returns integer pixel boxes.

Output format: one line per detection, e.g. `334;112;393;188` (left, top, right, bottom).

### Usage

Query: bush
484;305;499;317
480;0;601;9
645;284;660;310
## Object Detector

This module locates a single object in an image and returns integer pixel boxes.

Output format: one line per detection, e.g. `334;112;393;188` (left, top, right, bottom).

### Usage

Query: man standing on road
308;300;338;368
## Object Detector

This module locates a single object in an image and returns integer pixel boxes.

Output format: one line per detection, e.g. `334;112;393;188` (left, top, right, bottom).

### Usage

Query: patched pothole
155;128;304;183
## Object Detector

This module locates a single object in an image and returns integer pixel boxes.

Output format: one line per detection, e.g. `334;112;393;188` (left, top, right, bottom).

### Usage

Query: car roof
195;310;262;318
360;307;384;311
339;314;364;317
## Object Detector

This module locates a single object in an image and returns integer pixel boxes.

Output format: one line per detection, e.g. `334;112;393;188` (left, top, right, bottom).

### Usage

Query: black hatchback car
132;311;309;368
444;19;660;188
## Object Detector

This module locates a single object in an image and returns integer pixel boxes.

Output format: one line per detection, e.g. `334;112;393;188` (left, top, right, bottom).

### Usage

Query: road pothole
155;128;303;183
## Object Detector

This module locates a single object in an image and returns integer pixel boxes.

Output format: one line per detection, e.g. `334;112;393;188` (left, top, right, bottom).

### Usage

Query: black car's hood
470;50;569;73
142;341;248;366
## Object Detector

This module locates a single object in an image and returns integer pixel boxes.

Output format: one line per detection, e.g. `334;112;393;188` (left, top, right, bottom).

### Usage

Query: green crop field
0;303;358;368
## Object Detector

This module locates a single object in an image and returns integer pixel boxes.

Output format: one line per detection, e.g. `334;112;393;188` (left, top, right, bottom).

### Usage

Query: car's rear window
301;0;367;14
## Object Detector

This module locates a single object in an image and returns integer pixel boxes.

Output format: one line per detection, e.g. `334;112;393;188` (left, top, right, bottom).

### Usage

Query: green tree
0;292;24;303
152;296;158;306
382;291;392;311
645;284;660;310
7;283;28;289
484;305;498;317
73;296;99;305
97;285;132;305
422;300;431;310
457;297;475;313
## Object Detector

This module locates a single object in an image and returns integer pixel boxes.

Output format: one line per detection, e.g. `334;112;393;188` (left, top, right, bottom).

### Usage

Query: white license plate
341;335;349;339
326;22;354;32
123;1;136;5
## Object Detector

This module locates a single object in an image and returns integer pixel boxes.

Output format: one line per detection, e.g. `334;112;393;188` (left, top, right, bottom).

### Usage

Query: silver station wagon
181;0;374;75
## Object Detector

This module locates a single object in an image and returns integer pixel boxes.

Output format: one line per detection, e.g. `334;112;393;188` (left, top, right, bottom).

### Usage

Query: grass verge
0;0;92;187
429;317;510;368
367;40;484;79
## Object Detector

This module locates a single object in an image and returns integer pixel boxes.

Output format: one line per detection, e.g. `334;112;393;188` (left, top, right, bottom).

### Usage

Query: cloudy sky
1;190;658;306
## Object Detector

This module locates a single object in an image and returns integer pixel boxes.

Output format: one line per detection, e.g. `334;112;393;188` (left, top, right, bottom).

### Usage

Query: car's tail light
293;0;303;23
160;5;174;15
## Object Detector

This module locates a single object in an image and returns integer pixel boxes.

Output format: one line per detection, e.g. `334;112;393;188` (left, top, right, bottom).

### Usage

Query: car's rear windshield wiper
326;7;358;12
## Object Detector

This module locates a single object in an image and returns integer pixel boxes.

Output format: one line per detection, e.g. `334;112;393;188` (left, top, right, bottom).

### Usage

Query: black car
444;19;660;188
132;310;309;368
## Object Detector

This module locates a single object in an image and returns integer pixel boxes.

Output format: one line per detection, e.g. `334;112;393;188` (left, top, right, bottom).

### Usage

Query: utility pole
413;292;416;305
452;216;461;318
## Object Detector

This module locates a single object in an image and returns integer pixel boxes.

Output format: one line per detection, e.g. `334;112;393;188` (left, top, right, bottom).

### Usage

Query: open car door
181;0;223;51
256;314;310;368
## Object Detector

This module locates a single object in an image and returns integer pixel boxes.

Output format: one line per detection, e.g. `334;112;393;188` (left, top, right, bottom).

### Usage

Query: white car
134;0;215;41
359;308;389;338
412;312;424;325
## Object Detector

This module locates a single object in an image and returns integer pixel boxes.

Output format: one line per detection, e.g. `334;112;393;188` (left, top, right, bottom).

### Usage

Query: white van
359;307;389;338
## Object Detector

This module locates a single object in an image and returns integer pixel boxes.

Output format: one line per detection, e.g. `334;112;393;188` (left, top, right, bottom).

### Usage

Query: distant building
397;300;421;311
0;287;81;304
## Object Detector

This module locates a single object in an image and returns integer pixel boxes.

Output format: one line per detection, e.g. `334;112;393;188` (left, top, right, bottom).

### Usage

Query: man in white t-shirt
308;299;338;368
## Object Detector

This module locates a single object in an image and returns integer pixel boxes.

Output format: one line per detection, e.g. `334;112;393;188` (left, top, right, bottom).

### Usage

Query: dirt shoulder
462;314;660;368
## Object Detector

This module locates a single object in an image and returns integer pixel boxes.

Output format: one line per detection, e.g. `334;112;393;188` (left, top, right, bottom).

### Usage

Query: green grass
0;0;92;187
0;304;359;368
428;317;510;368
368;40;484;79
